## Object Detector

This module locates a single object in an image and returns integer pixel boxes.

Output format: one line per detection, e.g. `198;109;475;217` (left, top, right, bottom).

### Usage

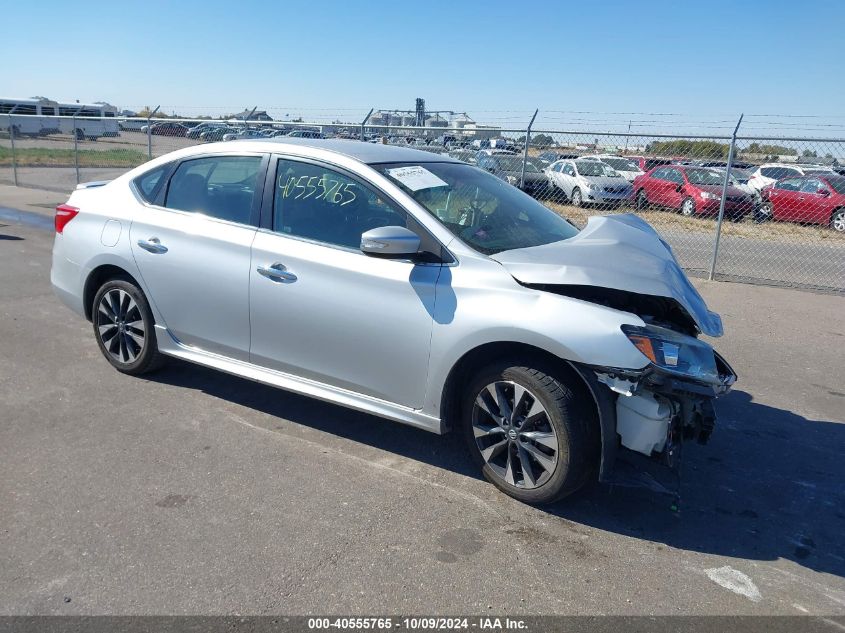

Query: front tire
680;196;696;216
754;201;773;224
635;189;648;210
462;361;598;505
571;187;583;208
831;208;845;233
92;278;165;375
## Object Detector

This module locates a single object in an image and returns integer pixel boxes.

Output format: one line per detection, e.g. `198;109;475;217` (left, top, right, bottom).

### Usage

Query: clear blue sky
2;0;844;132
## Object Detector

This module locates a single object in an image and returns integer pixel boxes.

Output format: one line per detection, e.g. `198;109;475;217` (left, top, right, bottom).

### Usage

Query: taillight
55;204;79;234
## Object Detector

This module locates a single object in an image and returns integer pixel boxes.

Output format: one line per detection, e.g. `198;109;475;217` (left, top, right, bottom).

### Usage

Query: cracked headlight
621;324;719;384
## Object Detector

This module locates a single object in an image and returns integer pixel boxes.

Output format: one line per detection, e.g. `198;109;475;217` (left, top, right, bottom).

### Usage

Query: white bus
0;97;120;139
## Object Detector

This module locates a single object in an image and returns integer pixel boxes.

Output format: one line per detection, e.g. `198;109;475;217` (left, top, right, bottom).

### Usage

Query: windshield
686;169;724;186
575;161;619;177
826;176;845;194
600;157;640;172
379;162;579;255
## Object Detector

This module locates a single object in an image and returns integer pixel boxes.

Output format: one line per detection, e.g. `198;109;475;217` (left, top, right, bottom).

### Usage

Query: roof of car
220;138;461;165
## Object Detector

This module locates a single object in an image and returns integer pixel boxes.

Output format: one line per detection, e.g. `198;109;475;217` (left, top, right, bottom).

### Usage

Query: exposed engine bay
536;283;738;501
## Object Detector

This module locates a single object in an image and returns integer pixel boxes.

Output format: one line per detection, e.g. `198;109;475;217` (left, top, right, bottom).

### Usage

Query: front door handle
257;262;297;283
137;237;168;254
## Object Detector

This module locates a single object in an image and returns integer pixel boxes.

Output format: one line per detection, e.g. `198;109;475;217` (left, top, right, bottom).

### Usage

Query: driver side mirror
818;188;830;197
675;184;683;192
360;226;421;258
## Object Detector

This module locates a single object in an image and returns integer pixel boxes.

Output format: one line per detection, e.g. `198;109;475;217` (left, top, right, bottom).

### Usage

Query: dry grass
545;201;845;245
0;146;147;168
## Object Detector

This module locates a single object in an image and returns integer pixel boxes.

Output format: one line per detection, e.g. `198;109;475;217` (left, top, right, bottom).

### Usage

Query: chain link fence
1;113;843;293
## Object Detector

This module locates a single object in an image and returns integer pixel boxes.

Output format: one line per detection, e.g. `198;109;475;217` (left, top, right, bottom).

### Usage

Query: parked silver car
580;155;645;183
545;159;634;207
51;139;735;504
222;128;266;142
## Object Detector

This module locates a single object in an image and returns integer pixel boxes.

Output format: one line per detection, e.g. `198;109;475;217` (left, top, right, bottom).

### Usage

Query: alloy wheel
681;198;695;216
832;210;845;233
571;189;582;207
471;381;558;489
96;289;146;364
755;202;773;223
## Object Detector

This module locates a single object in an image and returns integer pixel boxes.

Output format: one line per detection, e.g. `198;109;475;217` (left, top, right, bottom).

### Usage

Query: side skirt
154;325;444;434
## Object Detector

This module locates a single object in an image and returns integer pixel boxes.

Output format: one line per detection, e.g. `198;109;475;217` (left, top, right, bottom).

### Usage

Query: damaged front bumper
572;352;737;498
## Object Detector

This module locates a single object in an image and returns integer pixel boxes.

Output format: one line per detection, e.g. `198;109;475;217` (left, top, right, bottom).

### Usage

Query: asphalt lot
1;203;844;618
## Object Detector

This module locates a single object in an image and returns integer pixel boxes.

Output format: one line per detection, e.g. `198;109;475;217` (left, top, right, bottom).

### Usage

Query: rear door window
651;167;669;180
164;155;263;226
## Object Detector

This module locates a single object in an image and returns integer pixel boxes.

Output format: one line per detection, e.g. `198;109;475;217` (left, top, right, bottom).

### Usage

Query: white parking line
705;565;762;602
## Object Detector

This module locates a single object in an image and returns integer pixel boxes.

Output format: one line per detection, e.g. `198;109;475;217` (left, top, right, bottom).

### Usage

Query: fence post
147;105;160;160
519;109;539;189
8;114;18;186
243;106;257;128
708;114;743;281
360;108;374;141
73;115;80;185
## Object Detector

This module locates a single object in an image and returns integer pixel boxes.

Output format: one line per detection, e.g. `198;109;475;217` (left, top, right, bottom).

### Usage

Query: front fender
422;259;649;418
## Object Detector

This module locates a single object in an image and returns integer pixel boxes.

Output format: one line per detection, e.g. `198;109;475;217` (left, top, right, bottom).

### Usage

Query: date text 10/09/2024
307;618;528;630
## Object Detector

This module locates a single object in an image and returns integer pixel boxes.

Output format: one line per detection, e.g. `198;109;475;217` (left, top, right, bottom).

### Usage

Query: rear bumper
50;235;86;318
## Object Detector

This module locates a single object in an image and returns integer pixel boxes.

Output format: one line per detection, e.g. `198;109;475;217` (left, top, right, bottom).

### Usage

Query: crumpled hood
490;214;723;336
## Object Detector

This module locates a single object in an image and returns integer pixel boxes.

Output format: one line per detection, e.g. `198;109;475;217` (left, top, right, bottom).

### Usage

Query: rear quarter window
133;164;171;203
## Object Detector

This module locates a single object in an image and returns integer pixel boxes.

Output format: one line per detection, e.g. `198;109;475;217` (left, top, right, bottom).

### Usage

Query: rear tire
92;278;166;375
461;360;598;505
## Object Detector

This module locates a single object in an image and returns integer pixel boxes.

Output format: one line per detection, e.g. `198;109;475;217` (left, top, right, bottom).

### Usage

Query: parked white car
581;155;645;183
746;163;834;192
710;167;761;205
545;159;634;207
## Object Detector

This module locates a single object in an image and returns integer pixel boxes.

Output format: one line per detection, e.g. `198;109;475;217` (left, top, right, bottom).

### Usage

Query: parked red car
759;174;845;231
627;156;672;172
633;165;754;219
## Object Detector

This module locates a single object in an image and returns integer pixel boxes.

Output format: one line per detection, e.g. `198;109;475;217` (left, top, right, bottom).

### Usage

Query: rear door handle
257;262;297;283
137;237;168;254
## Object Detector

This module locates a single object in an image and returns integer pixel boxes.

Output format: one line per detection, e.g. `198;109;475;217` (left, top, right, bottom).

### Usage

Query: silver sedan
51;139;735;504
545;159;634;207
